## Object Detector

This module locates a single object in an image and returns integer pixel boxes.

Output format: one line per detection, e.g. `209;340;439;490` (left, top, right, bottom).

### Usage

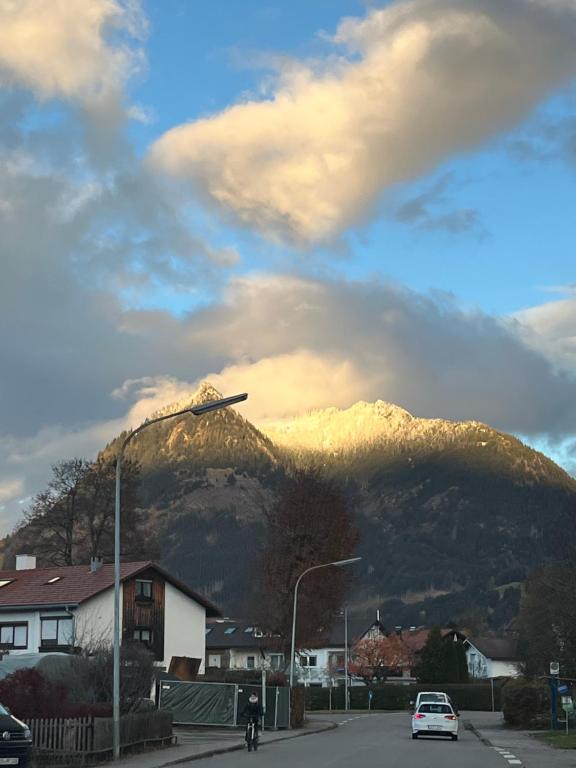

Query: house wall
297;647;346;687
466;647;520;679
164;581;206;672
76;587;120;649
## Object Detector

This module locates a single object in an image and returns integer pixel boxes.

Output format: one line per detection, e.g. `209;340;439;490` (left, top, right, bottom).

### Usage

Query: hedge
305;682;503;711
502;679;550;728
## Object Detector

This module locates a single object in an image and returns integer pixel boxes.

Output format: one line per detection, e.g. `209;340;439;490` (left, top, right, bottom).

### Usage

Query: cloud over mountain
0;0;146;103
150;0;576;244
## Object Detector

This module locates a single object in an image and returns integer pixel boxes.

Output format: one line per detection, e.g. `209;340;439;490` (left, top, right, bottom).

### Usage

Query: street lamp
112;392;248;759
289;557;361;690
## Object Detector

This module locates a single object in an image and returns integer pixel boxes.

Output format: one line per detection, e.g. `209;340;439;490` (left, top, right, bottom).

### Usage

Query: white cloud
514;297;576;370
150;0;576;244
0;478;23;505
0;0;146;102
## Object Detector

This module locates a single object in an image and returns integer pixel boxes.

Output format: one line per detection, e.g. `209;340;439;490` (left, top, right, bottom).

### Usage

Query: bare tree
16;456;154;566
255;468;358;651
24;459;90;565
348;637;393;687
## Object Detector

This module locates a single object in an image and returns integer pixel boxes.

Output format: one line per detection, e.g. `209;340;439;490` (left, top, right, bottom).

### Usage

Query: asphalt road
179;712;514;768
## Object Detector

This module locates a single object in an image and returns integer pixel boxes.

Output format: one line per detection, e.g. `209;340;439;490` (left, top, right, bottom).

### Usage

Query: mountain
6;384;576;629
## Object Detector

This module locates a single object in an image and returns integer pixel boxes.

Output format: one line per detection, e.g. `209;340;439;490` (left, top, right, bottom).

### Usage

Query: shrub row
502;680;550;728
305;682;502;711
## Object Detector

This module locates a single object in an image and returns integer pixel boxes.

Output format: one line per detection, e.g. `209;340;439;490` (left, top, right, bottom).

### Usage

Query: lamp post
289;557;361;690
344;604;349;711
112;392;248;760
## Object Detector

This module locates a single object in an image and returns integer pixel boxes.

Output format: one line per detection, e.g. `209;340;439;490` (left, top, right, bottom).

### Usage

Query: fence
28;711;173;763
158;680;290;728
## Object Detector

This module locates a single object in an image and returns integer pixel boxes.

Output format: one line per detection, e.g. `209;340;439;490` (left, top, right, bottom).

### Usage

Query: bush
305;682;502;711
0;668;112;720
502;679;550;728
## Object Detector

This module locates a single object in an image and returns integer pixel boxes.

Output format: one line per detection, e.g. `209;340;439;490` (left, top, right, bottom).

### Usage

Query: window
205;627;213;635
246;656;255;669
224;627;237;635
269;653;284;670
244;626;254;633
209;654;221;668
300;655;317;668
418;704;452;714
46;576;61;584
133;627;152;645
135;580;153;601
41;617;73;648
0;623;27;649
0;580;13;589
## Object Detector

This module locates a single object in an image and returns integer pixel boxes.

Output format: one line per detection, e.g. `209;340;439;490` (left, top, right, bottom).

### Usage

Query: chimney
90;557;103;573
16;555;36;571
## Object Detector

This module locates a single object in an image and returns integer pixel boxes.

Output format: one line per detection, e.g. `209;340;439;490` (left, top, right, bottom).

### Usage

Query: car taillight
415;713;426;719
444;715;456;720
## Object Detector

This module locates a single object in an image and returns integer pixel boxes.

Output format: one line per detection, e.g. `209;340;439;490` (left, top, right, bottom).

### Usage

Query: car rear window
420;694;445;701
418;704;452;714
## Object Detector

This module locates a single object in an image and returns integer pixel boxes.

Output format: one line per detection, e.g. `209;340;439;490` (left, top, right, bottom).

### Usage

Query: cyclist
242;693;264;752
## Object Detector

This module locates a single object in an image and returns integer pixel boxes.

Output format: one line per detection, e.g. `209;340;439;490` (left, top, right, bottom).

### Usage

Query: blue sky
1;0;576;530
122;0;576;317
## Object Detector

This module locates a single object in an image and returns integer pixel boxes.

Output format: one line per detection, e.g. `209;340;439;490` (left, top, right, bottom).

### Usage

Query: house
0;555;220;672
297;616;387;687
205;618;284;671
464;636;521;679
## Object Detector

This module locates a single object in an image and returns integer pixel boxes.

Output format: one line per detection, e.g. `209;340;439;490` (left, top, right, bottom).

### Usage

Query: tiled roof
206;619;269;649
466;636;519;661
0;561;220;616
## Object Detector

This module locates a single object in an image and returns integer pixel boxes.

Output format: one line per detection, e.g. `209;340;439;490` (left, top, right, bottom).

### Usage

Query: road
178;712;515;768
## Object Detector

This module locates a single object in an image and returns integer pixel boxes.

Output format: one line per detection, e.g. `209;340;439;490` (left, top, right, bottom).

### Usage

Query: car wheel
451;734;458;741
412;733;418;740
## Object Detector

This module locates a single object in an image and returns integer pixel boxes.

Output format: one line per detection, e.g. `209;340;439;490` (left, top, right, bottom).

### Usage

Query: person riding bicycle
242;693;264;751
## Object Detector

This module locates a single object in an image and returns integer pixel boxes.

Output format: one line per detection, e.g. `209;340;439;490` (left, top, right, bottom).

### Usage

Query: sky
1;0;576;532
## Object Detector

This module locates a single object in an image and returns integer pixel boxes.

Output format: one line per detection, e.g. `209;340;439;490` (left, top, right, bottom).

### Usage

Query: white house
297;617;387;687
206;618;284;672
464;636;521;679
0;555;220;673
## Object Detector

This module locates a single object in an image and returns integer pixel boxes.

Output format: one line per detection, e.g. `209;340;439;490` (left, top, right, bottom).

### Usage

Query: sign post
562;696;573;735
550;662;560;730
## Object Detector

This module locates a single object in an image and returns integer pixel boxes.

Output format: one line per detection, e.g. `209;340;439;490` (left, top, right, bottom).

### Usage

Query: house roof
206;619;269;649
310;618;387;649
0;561;220;617
399;628;464;654
465;636;519;661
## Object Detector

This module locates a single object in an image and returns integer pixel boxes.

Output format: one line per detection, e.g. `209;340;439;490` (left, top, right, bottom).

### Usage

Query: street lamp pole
344;605;349;711
289;557;361;690
113;392;248;760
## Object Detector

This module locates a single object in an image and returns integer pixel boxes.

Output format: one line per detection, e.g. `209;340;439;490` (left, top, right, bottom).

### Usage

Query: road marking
491;746;523;766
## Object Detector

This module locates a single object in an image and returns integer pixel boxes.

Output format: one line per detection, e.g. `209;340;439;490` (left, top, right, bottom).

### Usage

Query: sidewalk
104;717;337;768
464;710;576;768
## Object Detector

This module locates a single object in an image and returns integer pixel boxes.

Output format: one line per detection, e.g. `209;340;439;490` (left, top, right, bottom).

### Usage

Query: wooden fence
28;711;173;762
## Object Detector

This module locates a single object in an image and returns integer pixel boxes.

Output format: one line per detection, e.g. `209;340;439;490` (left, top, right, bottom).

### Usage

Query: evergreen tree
415;627;447;684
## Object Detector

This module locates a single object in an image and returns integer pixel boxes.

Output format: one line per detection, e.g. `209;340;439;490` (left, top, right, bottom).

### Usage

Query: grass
534;731;576;749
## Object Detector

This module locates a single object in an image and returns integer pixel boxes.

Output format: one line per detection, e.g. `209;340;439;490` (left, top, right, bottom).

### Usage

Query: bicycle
245;716;259;752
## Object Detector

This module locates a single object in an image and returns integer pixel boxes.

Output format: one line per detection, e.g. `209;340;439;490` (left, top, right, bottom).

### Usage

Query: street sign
368;690;374;700
558;685;569;694
562;696;573;712
550;662;560;676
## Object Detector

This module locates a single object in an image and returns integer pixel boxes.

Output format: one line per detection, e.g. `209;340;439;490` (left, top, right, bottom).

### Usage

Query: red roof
0;561;220;616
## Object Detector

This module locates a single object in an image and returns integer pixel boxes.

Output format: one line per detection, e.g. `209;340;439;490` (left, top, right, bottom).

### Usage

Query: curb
464;719;494;748
154;722;338;767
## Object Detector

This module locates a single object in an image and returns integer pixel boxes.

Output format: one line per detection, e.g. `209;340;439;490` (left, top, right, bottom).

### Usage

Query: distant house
297;617;387;687
464;636;521;679
205;618;284;672
0;555;220;672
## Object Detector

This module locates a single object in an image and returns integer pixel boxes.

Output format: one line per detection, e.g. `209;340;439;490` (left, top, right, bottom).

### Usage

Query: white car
412;691;450;709
411;701;459;741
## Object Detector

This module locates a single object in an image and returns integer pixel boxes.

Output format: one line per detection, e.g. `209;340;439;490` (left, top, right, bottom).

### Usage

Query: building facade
0;556;220;672
464;636;521;679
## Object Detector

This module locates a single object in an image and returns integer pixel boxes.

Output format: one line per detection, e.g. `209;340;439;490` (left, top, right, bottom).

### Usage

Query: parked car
410;691;449;711
412;701;459;741
0;702;32;766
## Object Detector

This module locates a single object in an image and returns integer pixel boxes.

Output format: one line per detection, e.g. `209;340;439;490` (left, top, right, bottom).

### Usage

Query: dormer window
0;580;13;589
135;580;153;602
